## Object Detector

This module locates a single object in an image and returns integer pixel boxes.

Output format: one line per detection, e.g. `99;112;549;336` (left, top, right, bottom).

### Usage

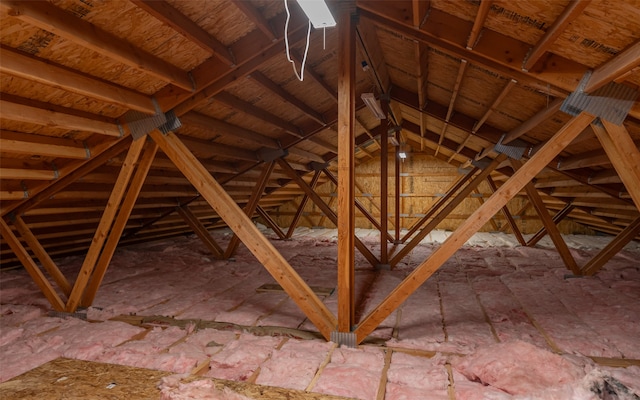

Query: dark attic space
1;0;640;399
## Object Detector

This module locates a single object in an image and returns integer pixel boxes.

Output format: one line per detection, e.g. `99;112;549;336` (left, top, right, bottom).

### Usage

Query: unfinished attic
1;0;640;398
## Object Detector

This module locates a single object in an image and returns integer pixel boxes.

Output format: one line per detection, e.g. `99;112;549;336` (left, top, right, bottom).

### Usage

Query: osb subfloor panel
0;358;353;400
1;228;640;399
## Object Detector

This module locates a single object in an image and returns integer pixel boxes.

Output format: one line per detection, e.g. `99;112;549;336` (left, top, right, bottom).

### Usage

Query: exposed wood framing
390;156;505;266
522;0;590;71
582;217;640;276
513;160;580;274
323;169;394;243
256;206;286;240
11;215;71;296
0;1;193;91
401;166;479;243
149;130;336;339
466;0;492;50
354;112;595;343
527;203;575;246
0;98;122;137
584;39;640;93
65;137;147;312
176;205;224;259
277;158;380;267
503;98;564;144
286;170;322;238
486;176;525;245
0;47;155;113
131;0;235;66
0;217;66;311
380;127;389;264
81;139;159;307
593;120;640;210
337;2;357;332
224;161;276;258
436;59;467;156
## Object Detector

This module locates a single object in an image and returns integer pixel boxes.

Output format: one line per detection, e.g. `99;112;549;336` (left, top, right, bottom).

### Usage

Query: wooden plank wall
273;153;595;235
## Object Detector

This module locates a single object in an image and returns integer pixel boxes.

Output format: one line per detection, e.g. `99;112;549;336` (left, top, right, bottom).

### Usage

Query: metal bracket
330;331;357;348
493;133;528;160
561;70;639;125
257;147;288;162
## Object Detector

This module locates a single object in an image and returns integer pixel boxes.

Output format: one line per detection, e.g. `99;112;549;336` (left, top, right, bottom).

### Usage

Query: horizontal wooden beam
0;46;155;113
1;1;193;91
0;98;121;137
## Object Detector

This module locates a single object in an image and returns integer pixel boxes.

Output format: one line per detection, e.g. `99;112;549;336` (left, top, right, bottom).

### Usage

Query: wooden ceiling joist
0;46;156;113
0;0;193;91
522;0;590;72
0;97;122;137
131;0;235;66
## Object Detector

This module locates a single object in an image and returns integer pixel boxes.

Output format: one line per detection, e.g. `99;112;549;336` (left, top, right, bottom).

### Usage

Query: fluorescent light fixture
361;93;386;119
297;0;336;29
398;150;408;159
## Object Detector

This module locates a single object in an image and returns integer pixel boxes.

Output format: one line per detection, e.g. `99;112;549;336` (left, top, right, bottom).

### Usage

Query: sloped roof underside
1;0;639;272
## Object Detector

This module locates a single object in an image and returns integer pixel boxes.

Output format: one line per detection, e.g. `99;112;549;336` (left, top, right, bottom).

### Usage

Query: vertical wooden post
394;145;401;242
380;125;389;264
337;1;357;331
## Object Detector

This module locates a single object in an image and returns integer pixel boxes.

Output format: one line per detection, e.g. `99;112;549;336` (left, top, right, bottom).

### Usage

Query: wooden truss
3;2;640;348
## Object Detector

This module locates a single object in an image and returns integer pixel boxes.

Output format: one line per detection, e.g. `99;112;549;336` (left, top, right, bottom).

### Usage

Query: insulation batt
255;338;334;390
313;346;385;400
206;334;282;380
2;229;640;398
453;340;584;395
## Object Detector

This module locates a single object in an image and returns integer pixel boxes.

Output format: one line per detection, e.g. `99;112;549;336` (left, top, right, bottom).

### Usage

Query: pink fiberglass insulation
437;276;497;353
313;346;385;400
215;292;286;326
501;272;622;357
206;333;282;381
384;351;449;399
469;275;550;349
452;340;584;395
255;297;308;328
0;317;144;382
255;338;334;390
388;278;445;351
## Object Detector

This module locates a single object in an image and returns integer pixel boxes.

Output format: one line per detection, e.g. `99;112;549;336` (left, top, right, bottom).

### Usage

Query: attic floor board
1;228;640;399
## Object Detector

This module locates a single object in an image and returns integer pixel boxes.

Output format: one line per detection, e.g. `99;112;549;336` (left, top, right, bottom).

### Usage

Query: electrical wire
284;0;312;82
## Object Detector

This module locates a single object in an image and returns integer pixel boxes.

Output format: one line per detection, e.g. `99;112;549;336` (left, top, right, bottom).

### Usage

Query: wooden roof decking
0;1;639;339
